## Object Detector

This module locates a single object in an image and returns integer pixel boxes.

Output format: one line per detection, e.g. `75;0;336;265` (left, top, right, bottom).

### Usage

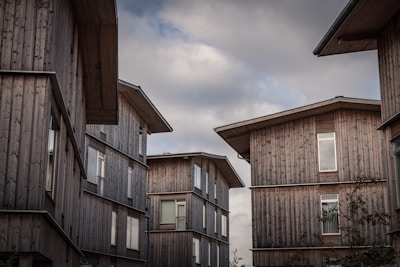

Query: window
214;210;217;233
46;113;59;198
221;214;227;236
127;166;133;199
193;238;200;264
208;242;211;266
194;164;201;189
217;244;220;267
87;145;105;195
317;132;337;172
321;194;340;234
214;181;217;200
203;204;206;229
138;126;144;155
126;216;139;250
111;211;117;246
160;199;186;229
394;138;400;208
205;171;209;194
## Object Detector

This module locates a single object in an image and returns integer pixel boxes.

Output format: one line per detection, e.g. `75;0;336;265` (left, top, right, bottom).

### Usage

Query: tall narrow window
205;171;209;194
321;194;340;234
193;238;200;264
138;126;144;155
317;132;337;172
214;181;217;200
87;145;105;195
217;244;220;267
46;114;59;198
126;216;139;250
194;164;201;189
221;214;227;236
208;242;211;266
111;211;117;246
203;204;206;229
127;166;133;199
176;200;186;230
214;210;217;234
394;138;400;208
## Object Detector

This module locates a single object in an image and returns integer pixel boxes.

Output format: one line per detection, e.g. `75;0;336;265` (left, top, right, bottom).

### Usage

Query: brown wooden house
0;0;118;266
313;0;400;264
215;97;389;266
147;152;244;267
80;80;172;267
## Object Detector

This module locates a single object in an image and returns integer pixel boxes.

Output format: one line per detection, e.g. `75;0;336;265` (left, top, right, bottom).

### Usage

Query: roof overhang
147;152;245;188
314;0;400;56
118;80;173;134
215;97;381;161
72;0;119;124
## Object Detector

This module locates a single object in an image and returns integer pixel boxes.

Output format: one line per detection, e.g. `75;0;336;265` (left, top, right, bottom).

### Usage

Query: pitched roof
147;152;245;188
118;80;173;134
72;0;119;124
214;96;381;161
313;0;400;56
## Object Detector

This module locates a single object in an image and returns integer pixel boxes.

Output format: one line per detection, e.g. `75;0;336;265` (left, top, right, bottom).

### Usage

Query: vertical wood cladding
251;110;385;187
378;16;400;123
0;0;87;265
86;94;147;162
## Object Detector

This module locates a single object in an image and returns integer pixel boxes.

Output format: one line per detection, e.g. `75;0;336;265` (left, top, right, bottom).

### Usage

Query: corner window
317;132;337;172
321;194;340;234
46;113;59;198
127;166;133;199
126;216;139;250
111;211;117;246
193;237;200;264
87;145;105;195
194;164;201;189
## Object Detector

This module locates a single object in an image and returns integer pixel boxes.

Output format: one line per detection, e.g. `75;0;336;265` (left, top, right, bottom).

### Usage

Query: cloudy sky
117;1;380;265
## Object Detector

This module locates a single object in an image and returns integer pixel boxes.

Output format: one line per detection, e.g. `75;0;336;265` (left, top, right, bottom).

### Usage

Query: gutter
313;0;359;56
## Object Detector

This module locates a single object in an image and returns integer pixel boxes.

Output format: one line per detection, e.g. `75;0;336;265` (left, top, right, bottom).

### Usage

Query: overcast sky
117;1;380;265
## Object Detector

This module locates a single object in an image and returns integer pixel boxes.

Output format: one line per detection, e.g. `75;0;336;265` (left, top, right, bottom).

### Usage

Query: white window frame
205;171;209;194
193;237;200;264
160;199;186;229
321;194;340;235
221;214;227;237
214;210;217;234
214;181;217;200
111;211;117;246
127;166;133;199
126;216;139;250
87;145;105;195
317;132;337;172
46;113;59;199
194;164;201;189
208;242;211;266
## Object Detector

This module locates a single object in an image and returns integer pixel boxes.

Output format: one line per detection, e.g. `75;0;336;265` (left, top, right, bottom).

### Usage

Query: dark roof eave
313;0;359;56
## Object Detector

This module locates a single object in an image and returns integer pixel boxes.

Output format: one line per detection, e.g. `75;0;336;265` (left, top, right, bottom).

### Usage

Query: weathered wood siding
80;193;147;262
252;182;388;249
378;15;400;124
251;110;385;186
86;94;147;162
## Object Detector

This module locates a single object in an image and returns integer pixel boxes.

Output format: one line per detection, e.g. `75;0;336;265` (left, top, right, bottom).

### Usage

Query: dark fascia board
214;96;381;160
118;80;173;134
147;152;245;188
314;0;400;56
72;0;119;124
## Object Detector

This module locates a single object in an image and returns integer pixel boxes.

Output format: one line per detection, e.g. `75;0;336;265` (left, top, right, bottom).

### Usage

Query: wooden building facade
80;80;172;267
0;0;118;266
313;0;400;264
147;152;244;267
215;97;389;266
